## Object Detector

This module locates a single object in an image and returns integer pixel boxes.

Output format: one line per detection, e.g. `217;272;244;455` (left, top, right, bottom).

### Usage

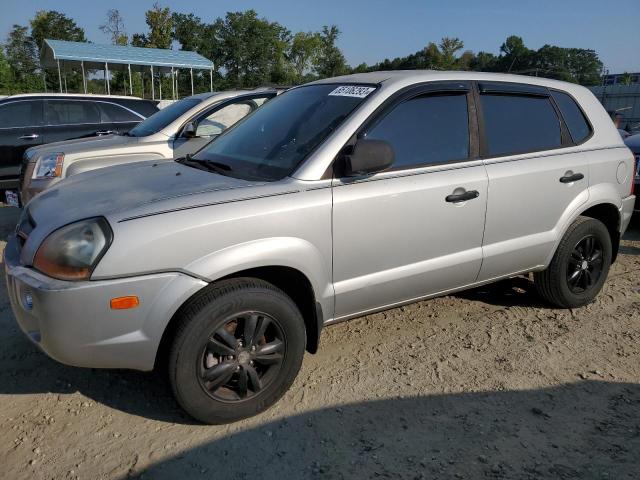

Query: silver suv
5;72;636;424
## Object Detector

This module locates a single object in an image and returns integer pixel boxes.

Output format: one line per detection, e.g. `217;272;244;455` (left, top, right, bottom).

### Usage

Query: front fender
185;236;334;319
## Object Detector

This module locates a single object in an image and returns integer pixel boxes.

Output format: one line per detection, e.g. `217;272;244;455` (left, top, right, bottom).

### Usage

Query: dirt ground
0;206;638;480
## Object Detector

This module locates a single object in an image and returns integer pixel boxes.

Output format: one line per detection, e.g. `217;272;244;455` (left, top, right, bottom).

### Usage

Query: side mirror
344;138;394;176
182;121;197;138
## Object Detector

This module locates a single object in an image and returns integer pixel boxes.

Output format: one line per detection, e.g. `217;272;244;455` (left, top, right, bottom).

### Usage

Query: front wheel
535;216;612;308
168;278;306;424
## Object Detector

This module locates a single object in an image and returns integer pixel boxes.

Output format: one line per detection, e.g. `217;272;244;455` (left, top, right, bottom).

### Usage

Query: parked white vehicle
20;89;278;203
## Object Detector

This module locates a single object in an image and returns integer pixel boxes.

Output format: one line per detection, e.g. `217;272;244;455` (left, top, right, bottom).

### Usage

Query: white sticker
328;85;376;98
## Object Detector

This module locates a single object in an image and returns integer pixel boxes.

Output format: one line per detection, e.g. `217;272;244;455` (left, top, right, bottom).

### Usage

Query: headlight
33;153;64;179
33;218;113;281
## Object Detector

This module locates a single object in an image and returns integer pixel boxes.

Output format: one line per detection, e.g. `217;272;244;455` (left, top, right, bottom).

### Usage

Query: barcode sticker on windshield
329;86;376;98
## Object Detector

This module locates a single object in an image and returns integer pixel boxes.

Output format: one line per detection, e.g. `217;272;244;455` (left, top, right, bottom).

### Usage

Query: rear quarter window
481;94;561;156
98;102;143;123
550;90;591;144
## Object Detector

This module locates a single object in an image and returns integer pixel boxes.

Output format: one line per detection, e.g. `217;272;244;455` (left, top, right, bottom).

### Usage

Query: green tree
4;24;41;92
0;48;13;94
438;37;464;69
214;10;290;87
289;31;321;82
30;10;86;50
145;2;173;49
499;35;531;73
131;33;149;47
314;25;347;78
100;9;128;46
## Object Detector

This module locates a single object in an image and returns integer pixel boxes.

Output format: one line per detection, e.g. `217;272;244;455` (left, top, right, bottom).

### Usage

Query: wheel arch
155;265;325;370
578;202;621;262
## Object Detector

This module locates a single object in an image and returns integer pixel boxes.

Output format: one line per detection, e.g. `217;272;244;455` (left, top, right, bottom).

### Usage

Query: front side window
364;93;469;169
550;91;591;144
192;84;374;181
195;97;269;137
0;101;42;128
481;94;561;156
128;97;202;137
46;100;100;125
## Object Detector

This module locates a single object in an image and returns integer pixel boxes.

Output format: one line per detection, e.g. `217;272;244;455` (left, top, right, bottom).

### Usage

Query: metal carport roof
41;39;213;71
40;39;214;97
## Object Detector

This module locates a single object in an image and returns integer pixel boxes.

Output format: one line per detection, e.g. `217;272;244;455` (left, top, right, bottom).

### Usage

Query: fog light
23;292;33;310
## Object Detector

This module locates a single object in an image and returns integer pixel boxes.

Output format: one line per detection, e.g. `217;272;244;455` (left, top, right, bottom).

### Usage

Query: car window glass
481;94;561;156
0;101;41;128
196;102;254;137
98;102;142;123
550;91;591;143
46;100;100;125
365;93;469;169
129;97;201;137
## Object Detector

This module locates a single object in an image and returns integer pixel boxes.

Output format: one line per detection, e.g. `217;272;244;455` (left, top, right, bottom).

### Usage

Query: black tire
168;278;306;424
535;216;612;308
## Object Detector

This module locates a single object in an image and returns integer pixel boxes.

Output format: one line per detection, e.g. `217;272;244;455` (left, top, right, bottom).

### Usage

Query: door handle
19;134;39;140
559;172;584;183
95;130;114;136
445;190;480;203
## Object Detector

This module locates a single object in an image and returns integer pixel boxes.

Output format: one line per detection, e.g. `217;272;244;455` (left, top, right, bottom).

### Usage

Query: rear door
0;99;44;187
173;94;275;158
332;83;488;319
476;82;590;281
97;101;146;134
43;99;106;143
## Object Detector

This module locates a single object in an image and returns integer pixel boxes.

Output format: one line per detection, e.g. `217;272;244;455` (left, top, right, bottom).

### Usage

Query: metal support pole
128;64;133;96
151;66;155;100
63;72;67;93
141;71;144;98
57;59;62;93
81;61;87;94
190;68;194;96
171;67;175;100
210;67;213;92
105;62;110;95
159;71;162;100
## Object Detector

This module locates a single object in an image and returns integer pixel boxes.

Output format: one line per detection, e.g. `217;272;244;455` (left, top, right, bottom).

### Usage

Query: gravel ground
0;206;638;480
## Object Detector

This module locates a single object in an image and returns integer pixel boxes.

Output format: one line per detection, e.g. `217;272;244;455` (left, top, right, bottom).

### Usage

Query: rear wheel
535;216;612;308
168;278;306;424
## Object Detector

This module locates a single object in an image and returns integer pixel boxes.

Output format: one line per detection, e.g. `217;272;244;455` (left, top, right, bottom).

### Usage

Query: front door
332;85;488;319
0;99;44;188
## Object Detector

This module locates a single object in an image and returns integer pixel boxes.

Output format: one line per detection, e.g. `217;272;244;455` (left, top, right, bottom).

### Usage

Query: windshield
191;84;376;181
128;97;203;137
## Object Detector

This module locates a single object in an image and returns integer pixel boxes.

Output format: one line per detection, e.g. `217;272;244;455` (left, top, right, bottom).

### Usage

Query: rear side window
481;94;561;156
0;101;42;128
365;93;469;169
98;102;142;123
550;91;591;143
46;100;100;125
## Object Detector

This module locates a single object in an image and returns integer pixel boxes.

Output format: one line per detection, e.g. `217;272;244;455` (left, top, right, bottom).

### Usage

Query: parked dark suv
0;94;158;193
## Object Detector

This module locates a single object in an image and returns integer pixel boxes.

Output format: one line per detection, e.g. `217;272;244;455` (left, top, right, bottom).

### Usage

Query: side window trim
360;82;477;171
474;81;567;159
0;100;44;129
547;88;594;146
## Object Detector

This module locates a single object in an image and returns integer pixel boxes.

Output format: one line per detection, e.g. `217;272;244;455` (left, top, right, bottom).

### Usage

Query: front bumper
4;235;207;370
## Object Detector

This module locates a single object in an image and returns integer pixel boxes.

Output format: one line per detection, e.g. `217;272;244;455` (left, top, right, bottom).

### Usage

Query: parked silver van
20;89;277;203
5;71;636;424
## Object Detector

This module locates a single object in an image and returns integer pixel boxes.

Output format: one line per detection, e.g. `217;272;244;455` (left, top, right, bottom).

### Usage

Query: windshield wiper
175;155;233;175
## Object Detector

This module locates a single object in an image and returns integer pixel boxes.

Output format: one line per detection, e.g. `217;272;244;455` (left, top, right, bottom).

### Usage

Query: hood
27;134;140;159
21;160;273;263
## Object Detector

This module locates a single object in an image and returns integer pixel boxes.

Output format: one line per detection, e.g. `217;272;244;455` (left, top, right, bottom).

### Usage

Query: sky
1;0;638;73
